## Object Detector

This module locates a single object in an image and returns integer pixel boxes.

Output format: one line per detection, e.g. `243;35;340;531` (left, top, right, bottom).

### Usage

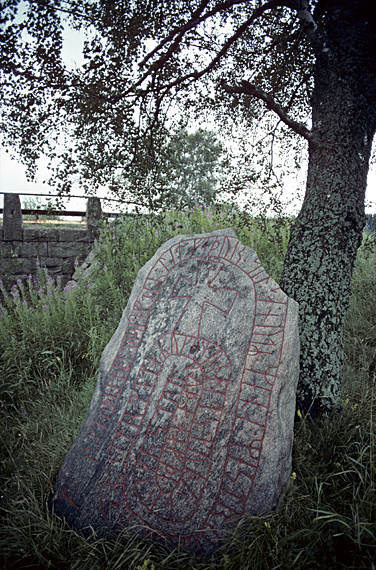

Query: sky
0;24;99;213
1;15;376;215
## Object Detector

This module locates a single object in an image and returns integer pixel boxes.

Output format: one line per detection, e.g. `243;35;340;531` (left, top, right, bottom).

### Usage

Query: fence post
3;193;23;240
86;197;102;241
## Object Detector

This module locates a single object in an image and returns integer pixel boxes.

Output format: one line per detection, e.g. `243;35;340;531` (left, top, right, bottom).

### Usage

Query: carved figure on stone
52;228;299;554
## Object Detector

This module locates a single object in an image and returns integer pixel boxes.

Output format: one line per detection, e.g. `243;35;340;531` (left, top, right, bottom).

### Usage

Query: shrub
0;267;99;400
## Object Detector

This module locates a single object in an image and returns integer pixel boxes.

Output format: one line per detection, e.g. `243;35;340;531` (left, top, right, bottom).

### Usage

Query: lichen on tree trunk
280;71;375;415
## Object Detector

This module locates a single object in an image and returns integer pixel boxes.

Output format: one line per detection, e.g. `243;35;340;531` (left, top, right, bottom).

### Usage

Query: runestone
52;228;299;554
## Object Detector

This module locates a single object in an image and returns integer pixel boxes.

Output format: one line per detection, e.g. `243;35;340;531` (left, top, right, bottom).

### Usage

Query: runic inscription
52;229;299;554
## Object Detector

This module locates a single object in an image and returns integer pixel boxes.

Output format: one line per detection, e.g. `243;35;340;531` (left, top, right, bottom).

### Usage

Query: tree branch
112;0;295;104
107;0;319;147
139;0;216;67
221;79;314;142
138;0;290;68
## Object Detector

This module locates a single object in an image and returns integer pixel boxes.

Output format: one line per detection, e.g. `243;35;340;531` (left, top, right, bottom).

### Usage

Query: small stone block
19;242;48;258
48;242;89;258
13;258;35;275
23;227;59;242
3;194;23;241
39;257;63;274
86;197;102;242
0;242;22;258
57;228;89;242
52;229;299;554
62;258;75;274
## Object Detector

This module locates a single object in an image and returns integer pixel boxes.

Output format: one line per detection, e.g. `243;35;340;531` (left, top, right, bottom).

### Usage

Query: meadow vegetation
0;202;375;569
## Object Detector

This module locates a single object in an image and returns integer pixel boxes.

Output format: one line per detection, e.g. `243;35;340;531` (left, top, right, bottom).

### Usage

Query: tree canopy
0;0;319;208
159;128;226;207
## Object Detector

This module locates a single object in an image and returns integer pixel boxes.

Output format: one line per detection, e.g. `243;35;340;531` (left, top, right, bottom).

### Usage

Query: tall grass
0;203;375;569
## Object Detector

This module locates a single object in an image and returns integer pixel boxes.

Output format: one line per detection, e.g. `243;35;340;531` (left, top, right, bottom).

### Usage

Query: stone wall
0;194;101;295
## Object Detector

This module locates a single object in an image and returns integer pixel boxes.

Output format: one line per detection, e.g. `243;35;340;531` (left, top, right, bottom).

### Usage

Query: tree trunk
279;1;376;415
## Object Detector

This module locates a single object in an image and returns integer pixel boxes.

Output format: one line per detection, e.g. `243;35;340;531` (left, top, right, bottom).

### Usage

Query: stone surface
1;198;92;297
86;197;102;241
3;193;23;240
52;229;299;554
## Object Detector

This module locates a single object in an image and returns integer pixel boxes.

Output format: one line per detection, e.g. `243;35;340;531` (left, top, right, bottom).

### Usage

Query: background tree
160;128;226;208
107;127;227;209
1;0;376;415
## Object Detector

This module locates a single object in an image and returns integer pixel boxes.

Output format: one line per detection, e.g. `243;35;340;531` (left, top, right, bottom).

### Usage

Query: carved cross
170;260;238;338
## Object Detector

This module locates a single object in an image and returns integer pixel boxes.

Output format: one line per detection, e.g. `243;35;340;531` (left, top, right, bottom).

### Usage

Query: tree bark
279;0;376;415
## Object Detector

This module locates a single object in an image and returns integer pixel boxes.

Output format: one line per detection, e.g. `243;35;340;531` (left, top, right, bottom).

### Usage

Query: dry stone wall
0;194;101;294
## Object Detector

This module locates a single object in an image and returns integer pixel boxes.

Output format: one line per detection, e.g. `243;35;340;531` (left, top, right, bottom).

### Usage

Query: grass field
0;203;375;569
